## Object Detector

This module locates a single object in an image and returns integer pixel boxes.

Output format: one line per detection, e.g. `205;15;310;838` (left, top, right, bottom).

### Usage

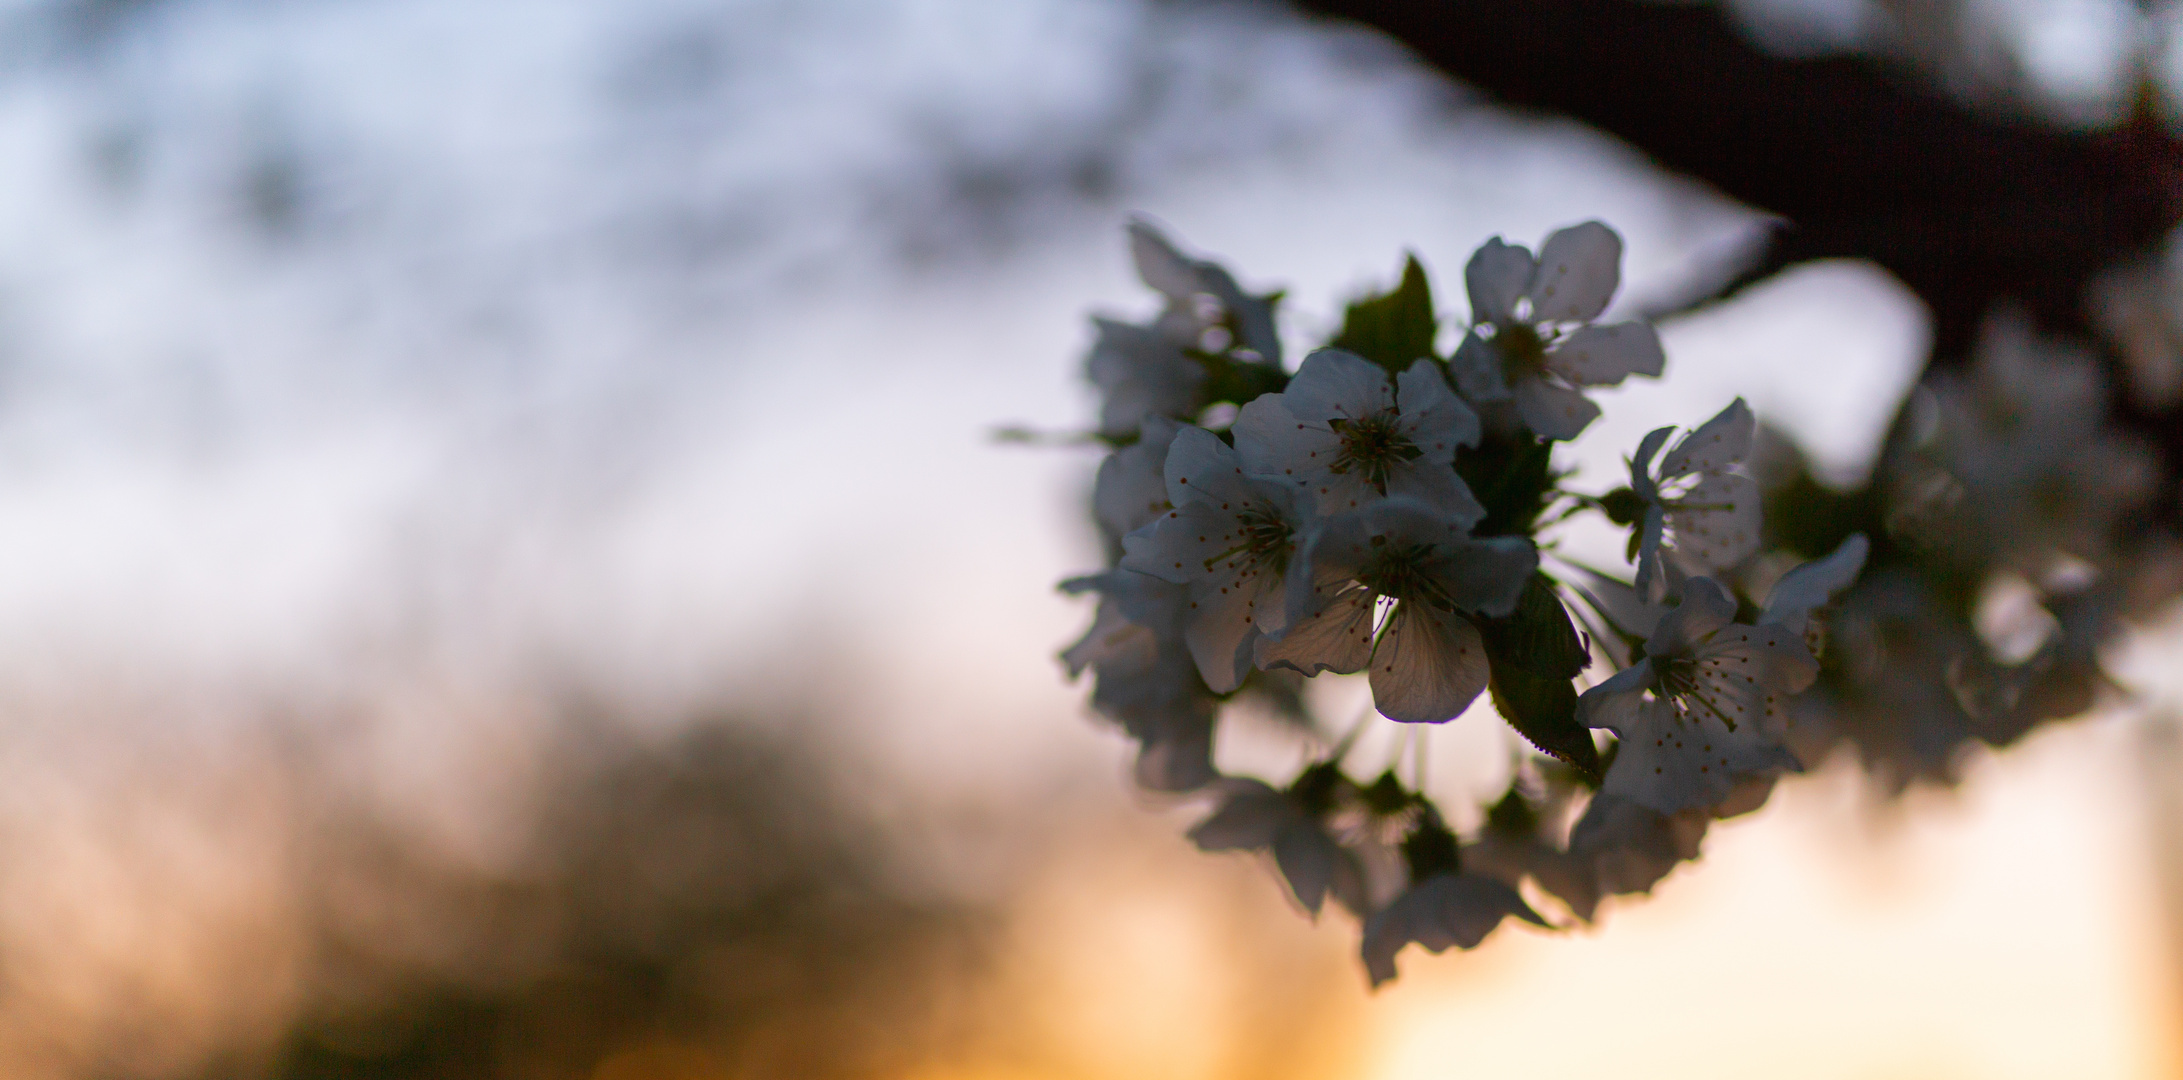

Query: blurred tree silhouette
1291;0;2183;521
255;718;992;1080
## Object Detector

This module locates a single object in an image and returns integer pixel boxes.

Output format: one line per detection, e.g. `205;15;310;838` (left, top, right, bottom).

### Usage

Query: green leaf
1456;431;1557;538
1478;574;1601;782
1328;253;1437;375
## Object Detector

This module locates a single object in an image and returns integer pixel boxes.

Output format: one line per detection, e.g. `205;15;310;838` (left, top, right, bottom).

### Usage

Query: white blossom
1092;416;1183;546
1467;831;1601;923
1628;398;1762;596
1128;221;1282;364
1760;533;1869;643
1565;791;1712;899
1257;498;1535;723
1450;221;1665;440
1361;872;1546;987
1233;349;1482;518
1578;577;1816;814
1189;771;1366;917
1060;569;1218;792
1085;223;1281;438
1087;317;1202;439
1119;425;1314;693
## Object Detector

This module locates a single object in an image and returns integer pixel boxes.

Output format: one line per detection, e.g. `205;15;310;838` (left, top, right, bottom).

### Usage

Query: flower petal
1231;393;1340;488
1665;473;1762;572
1273;824;1352;915
1187;779;1291;851
1632;503;1667;597
1134;724;1217;793
1703;623;1822;696
1576;658;1654;733
1256;582;1377;677
1657;397;1755;479
1604;697;1799;814
1383;459;1487;531
1546;321;1663;385
1284;348;1394;422
1465;236;1535;326
1629;425;1674;499
1512;377;1600;441
1423;535;1538;618
1127;220;1200;301
1449;334;1513;402
1369;604;1489;723
1161;424;1256;508
1646;576;1738;657
1361;874;1543;987
1528;220;1622;323
1092;417;1179;541
1185;570;1280;693
1088;316;1200;436
1395;359;1482;458
1761;533;1869;635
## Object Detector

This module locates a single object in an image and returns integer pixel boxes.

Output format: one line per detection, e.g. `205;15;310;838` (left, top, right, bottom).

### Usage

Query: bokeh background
0;0;2180;1076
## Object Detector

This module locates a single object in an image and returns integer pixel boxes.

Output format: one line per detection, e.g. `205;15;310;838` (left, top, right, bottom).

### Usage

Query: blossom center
1654;654;1738;731
1493;321;1552;383
1203;501;1294;578
1357;541;1456;610
1327;412;1424;494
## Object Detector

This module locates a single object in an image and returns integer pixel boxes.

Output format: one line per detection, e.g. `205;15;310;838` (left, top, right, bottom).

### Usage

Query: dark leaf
1479;575;1600;781
1328;253;1437;374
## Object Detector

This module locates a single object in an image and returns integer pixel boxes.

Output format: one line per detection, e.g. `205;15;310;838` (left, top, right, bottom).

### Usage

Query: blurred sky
0;1;2176;1077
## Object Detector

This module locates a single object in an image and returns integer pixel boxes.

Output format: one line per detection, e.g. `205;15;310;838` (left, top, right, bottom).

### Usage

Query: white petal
1577;659;1654;733
1545;321;1663;386
1383;459;1487;531
1135;726;1217;792
1465;236;1535;326
1761;533;1869;634
1187;779;1291;850
1395;359;1482;458
1632;504;1666;597
1702;623;1822;696
1117;502;1225;585
1255;583;1377;677
1565;568;1665;640
1127;220;1200;301
1646;577;1737;657
1528;221;1622;323
1232;393;1342;491
1629;426;1674;499
1305;469;1384;518
1088;317;1199;436
1093;431;1174;541
1449;334;1513;402
1423;535;1538;618
1512;377;1600;441
1361;874;1542;987
1284;348;1394;422
1185;570;1281;693
1665;473;1762;572
1161;424;1255;508
1568;793;1708;897
1658;397;1755;479
1603;699;1740;813
1273;825;1349;915
1369;604;1489;723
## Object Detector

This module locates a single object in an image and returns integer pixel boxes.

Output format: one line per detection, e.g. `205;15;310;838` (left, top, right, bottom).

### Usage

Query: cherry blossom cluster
1060;220;1870;984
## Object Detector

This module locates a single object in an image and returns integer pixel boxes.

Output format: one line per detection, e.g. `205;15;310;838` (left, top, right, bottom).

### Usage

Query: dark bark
1288;0;2183;357
1287;0;2183;516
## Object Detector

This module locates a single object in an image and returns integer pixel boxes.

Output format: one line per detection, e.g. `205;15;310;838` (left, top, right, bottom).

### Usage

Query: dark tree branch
1288;0;2183;523
1287;0;2183;358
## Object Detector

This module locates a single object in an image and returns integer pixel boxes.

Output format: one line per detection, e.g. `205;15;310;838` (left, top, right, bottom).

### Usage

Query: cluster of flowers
1060;220;1871;984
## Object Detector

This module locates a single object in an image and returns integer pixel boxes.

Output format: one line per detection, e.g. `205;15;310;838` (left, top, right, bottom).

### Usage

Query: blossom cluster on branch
1054;218;2171;985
